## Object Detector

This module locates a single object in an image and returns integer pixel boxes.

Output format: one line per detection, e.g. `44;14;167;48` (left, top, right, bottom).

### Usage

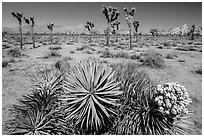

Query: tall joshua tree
133;20;139;42
85;21;94;43
102;5;120;46
189;25;195;40
111;21;120;42
47;23;54;44
124;7;136;50
24;17;35;48
11;11;23;49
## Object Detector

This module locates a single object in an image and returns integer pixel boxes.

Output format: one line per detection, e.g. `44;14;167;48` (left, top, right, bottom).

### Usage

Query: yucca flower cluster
155;82;192;117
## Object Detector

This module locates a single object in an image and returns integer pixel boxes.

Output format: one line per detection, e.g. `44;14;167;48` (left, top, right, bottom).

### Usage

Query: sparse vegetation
49;45;62;50
141;51;165;69
7;48;22;57
2;3;201;135
2;60;9;67
166;53;174;59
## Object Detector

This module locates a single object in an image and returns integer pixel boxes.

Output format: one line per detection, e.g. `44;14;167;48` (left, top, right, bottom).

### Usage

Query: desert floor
2;35;202;134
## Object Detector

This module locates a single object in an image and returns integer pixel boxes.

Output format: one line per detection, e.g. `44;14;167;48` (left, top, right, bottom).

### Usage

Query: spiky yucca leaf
6;90;58;135
6;66;73;135
110;63;174;135
62;58;123;134
30;66;63;95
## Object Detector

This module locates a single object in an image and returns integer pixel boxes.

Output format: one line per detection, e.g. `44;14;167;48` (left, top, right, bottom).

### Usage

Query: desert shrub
141;51;165;69
2;60;9;67
76;45;89;51
62;58;122;134
83;49;93;54
157;45;164;49
193;67;202;75
178;60;185;62
175;47;189;51
43;50;61;59
166;53;174;59
49;45;62;50
9;58;16;63
187;41;193;45
110;62;193;135
100;50;114;58
194;42;202;45
70;50;75;53
172;43;177;47
130;54;141;60
54;58;71;74
6;66;72;135
7;48;21;57
114;51;129;58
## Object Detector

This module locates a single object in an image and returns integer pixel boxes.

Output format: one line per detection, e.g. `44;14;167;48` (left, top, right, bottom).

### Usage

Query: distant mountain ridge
3;24;202;35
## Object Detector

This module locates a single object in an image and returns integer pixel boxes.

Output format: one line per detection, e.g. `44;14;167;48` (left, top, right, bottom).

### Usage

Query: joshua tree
85;21;94;43
102;5;120;46
111;21;120;42
47;23;54;44
124;7;136;50
24;17;35;48
150;28;159;38
133;20;140;42
189;25;195;40
11;11;23;49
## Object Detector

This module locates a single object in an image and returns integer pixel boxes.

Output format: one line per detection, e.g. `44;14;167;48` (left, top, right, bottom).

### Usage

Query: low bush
130;54;141;60
166;53;174;59
2;60;9;67
141;51;165;69
114;51;129;58
43;50;61;59
49;45;62;50
76;45;89;51
70;50;75;53
100;50;114;58
7;48;21;57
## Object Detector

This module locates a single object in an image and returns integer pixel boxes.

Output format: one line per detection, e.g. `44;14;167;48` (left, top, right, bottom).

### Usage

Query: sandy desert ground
2;34;202;134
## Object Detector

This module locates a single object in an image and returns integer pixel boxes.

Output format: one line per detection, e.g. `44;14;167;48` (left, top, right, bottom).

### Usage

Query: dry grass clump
49;45;62;50
2;60;9;67
141;50;165;69
7;48;22;57
43;50;61;59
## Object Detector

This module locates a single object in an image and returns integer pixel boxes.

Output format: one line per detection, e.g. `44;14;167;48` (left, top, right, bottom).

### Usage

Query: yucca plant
24;17;35;48
85;21;95;43
133;20;139;42
62;58;123;134
102;5;120;46
11;11;23;49
124;7;136;50
111;20;120;42
110;62;194;135
6;66;73;135
47;23;54;44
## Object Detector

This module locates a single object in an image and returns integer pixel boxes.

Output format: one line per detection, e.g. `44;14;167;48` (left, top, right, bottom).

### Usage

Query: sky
2;2;202;33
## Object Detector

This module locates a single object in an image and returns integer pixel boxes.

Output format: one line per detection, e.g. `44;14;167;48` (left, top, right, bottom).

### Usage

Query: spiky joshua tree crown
102;5;120;23
47;23;54;31
85;21;94;32
124;7;136;27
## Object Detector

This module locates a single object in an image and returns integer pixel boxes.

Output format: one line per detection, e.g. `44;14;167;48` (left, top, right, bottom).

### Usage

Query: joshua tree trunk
31;27;35;48
129;26;132;50
116;32;118;42
89;31;92;43
106;23;110;46
50;30;53;44
136;32;138;42
19;25;23;49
